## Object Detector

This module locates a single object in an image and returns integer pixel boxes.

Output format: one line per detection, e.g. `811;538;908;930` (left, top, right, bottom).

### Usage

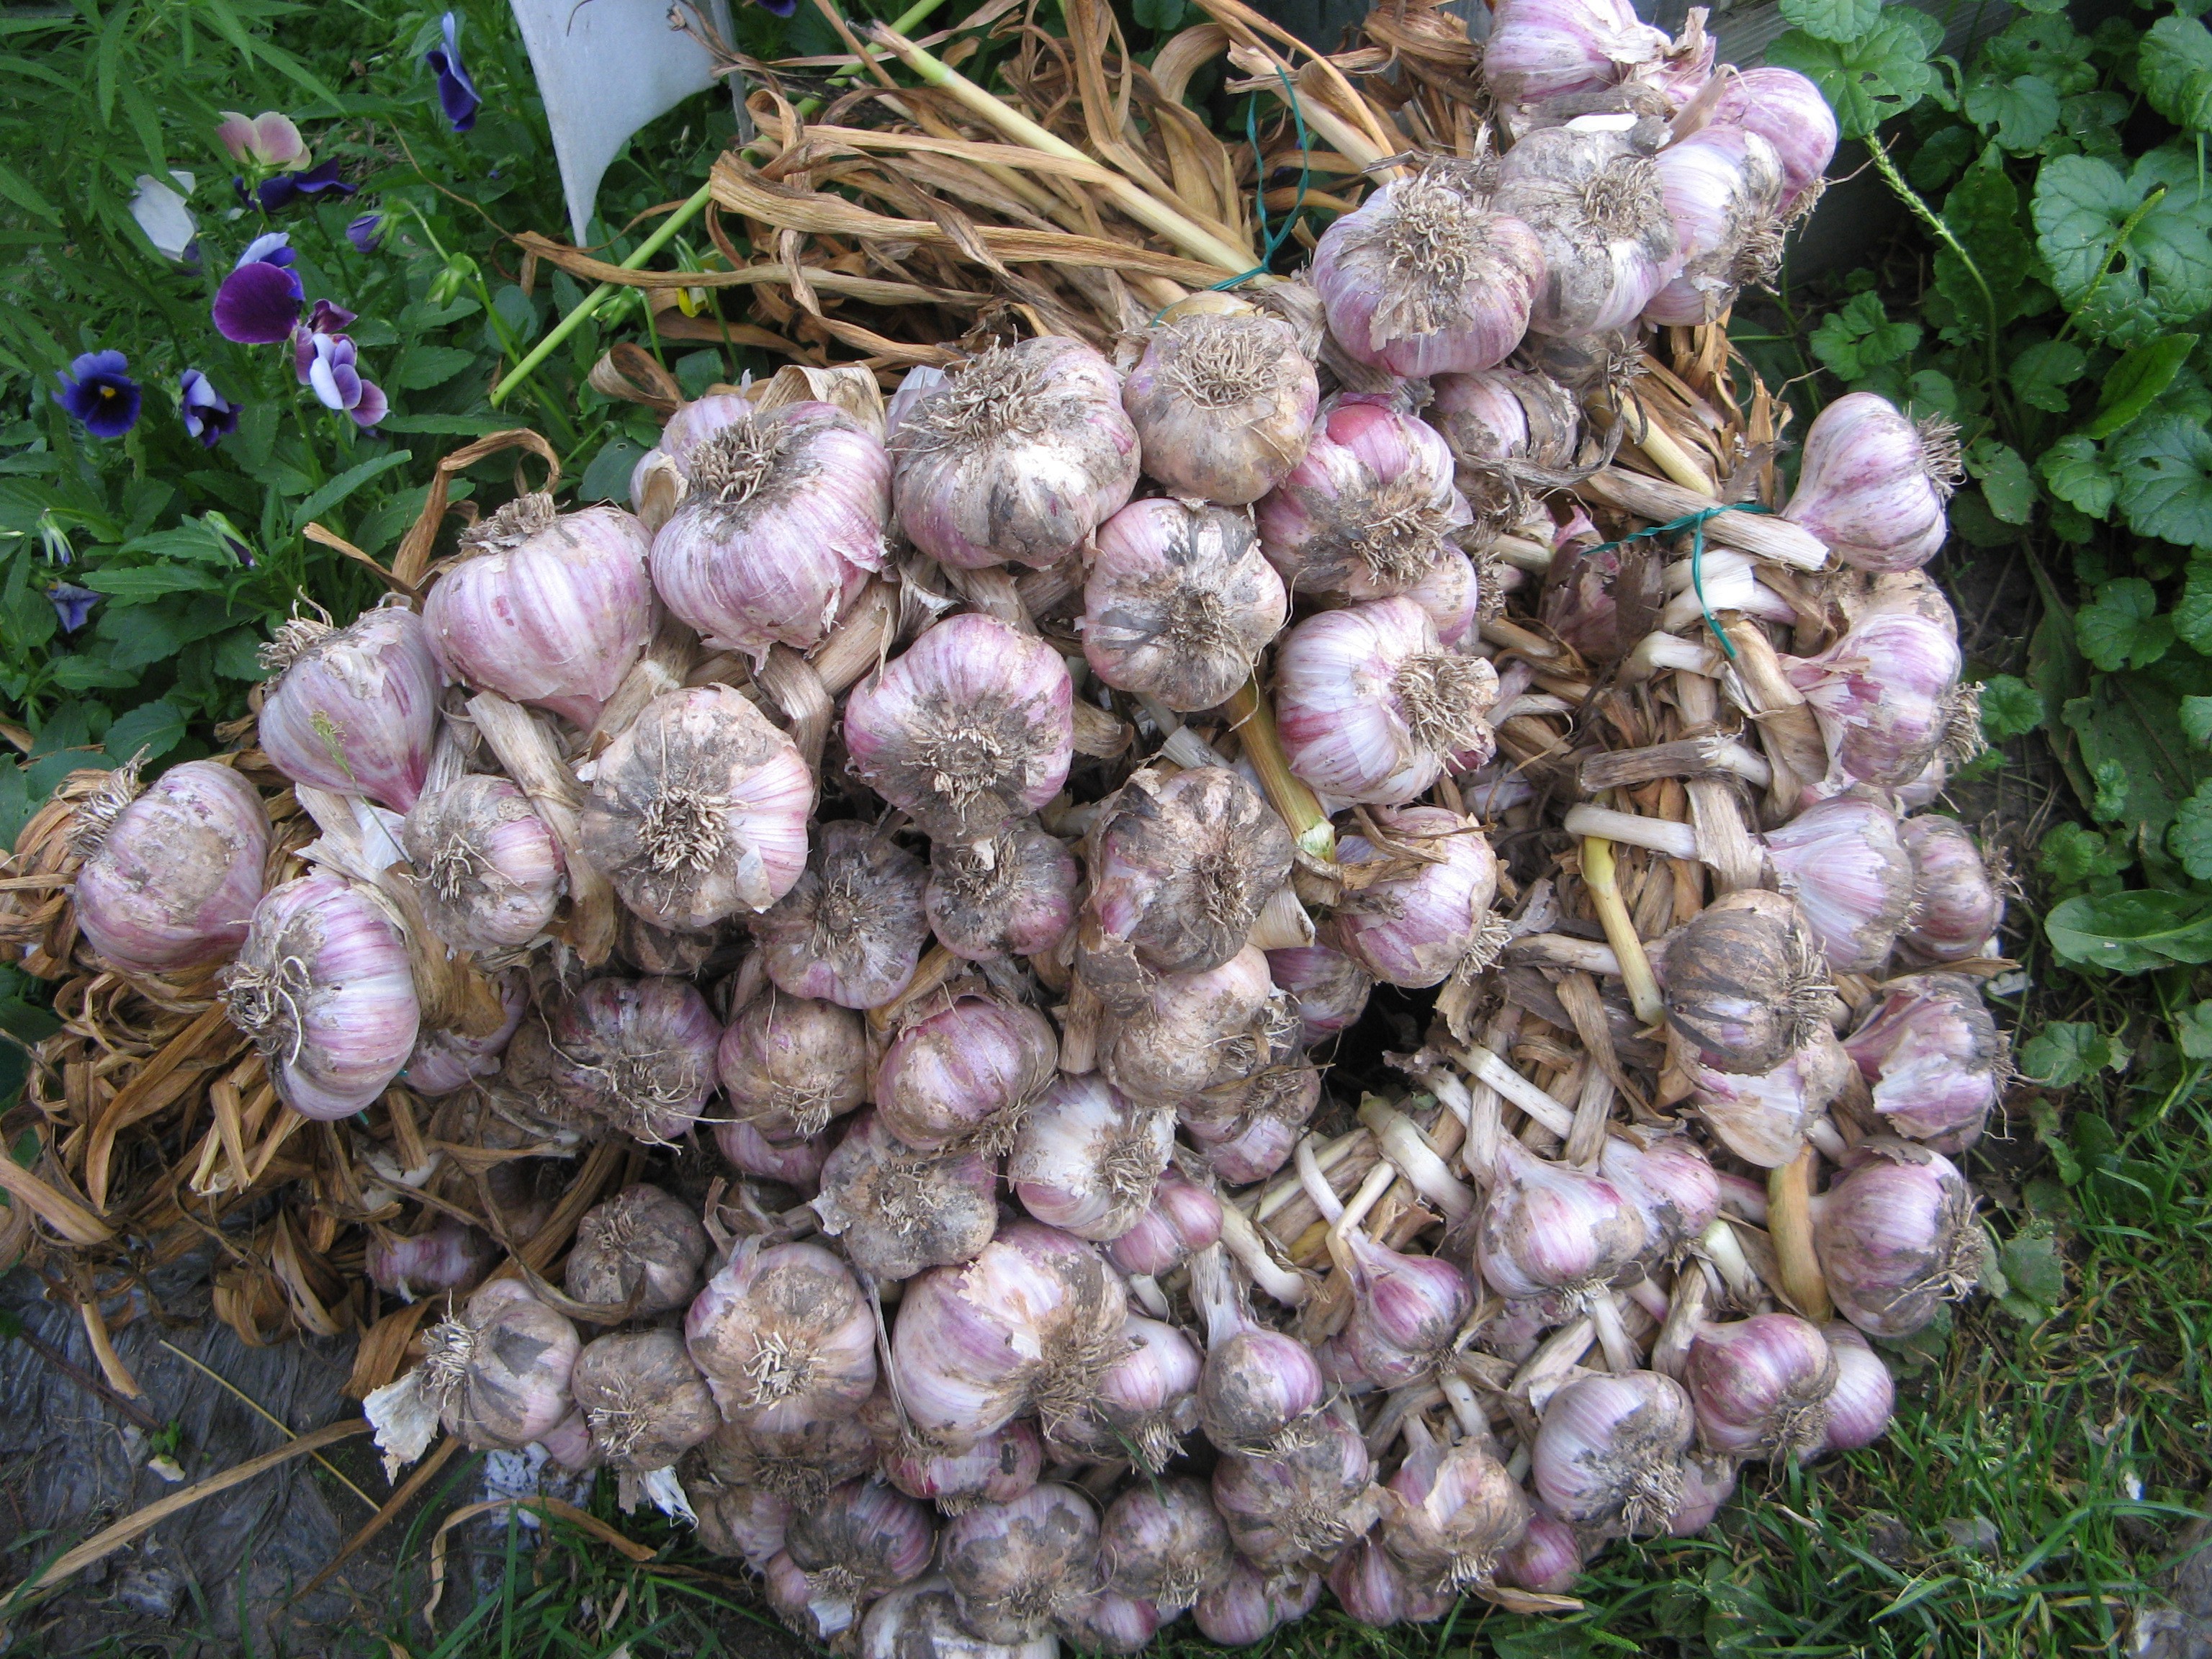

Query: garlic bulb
843;613;1075;845
73;758;269;974
926;824;1078;963
1329;806;1502;988
752;819;928;1010
1275;597;1499;804
714;1118;831;1190
1899;815;2005;962
1686;1025;1851;1169
1212;1410;1379;1569
1100;1475;1233;1611
1341;1231;1476;1386
812;1109;1000;1281
422;495;655;729
1330;1534;1446;1627
258;603;441;811
1267;944;1374;1047
1482;0;1673;107
876;992;1058;1153
1054;1313;1204;1472
1103;1164;1223;1277
693;1410;880;1508
695;1478;793;1569
1079;766;1294;1004
1495;1511;1583;1595
1597;1132;1719;1256
1493;119;1677;338
717;989;869;1142
224;872;418;1120
1761;791;1916;974
1404;544;1484;648
1667;1448;1740;1538
365;1215;494;1302
1190;1104;1310;1184
1120;309;1318;505
1814;1148;1986;1339
421;1280;579;1449
1842;973;2009;1151
1785;608;1972;791
1312;162;1547;377
1053;1592;1161;1655
543;975;720;1143
889;1219;1129;1447
566;1183;710;1314
685;1238;878;1430
1192;1247;1326;1451
1663;889;1831;1075
618;910;722;978
649;401;889;659
893;336;1141;570
940;1483;1100;1642
1425;365;1580;531
1783;392;1960;575
781;1478;938;1638
1711;66;1838;216
580;683;814;927
860;1578;1057;1659
1099;944;1287;1110
1477;1135;1647;1302
1642;126;1784;326
1531;1369;1694;1537
877;1414;1043;1512
570;1326;721;1473
401;773;562;951
660;392;757;473
1683;1312;1839;1462
1380;1418;1531;1592
1009;1073;1174;1241
1082;499;1287;711
1820;1322;1896;1452
1194;1562;1321;1647
1256;395;1470;601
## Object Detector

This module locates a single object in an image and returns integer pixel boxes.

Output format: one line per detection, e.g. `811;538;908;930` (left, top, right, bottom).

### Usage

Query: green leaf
81;565;215;603
2082;333;2200;439
2033;148;2212;347
48;655;139;691
1767;19;1940;140
2040;821;2132;889
2177;1000;2212;1059
2183;695;2212;745
2010;339;2087;413
2018;1022;2129;1087
1776;0;1877;45
101;698;185;765
1967;437;2038;523
1962;73;2062;153
0;161;58;222
2075;579;2170;671
2139;14;2212;132
2177;559;2212;651
1131;0;1194;30
2113;416;2212;548
1807;290;1921;382
2046;889;2212;971
2041;435;2117;518
373;413;522;437
1938;151;2036;333
1979;674;2043;742
1994;1221;2065;1321
2174;777;2212;877
390;345;477;392
289;450;415;535
2060;670;2211;845
582;440;647;505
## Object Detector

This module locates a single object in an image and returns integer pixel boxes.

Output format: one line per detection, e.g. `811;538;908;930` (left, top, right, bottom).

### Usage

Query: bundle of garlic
21;1;2033;1647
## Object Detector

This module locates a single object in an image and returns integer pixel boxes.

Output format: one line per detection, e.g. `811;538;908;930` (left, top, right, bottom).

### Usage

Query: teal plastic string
1582;503;1775;662
1151;66;1312;319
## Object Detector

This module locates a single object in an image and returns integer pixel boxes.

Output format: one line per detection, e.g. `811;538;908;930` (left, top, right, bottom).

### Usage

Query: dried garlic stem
1226;678;1334;860
1766;1147;1833;1321
1578;836;1665;1028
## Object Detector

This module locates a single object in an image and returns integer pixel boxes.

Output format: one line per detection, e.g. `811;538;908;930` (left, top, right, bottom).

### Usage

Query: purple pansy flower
55;351;141;439
48;583;100;633
425;12;482;132
346;212;385;253
292;300;361;382
301;332;388;430
179;369;240;448
212;233;304;343
252;158;359;213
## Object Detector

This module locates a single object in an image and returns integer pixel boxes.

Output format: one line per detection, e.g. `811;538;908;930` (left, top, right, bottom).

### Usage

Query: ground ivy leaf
1968;437;2038;523
2083;333;2201;439
1767;19;1939;140
2177;1000;2212;1058
2035;148;2212;346
2114;415;2212;548
1808;289;1922;381
2041;434;2117;517
1979;673;2043;741
2078;577;2173;669
2009;339;2087;413
2175;778;2212;877
2183;694;2212;745
1963;73;2062;152
1995;1222;2066;1320
2139;13;2212;132
2177;559;2212;651
2020;1022;2128;1087
2040;822;2133;887
1777;0;1878;44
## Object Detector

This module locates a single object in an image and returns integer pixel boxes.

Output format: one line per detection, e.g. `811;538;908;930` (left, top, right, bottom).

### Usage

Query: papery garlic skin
1341;1231;1476;1387
1493;120;1678;339
422;1279;580;1450
1899;815;2005;962
1328;1534;1448;1627
717;989;869;1142
1100;1475;1233;1610
1082;499;1287;711
1256;396;1470;601
422;496;655;729
224;872;418;1120
74;759;269;974
691;1407;880;1511
1380;1423;1531;1593
258;604;441;811
570;1326;721;1473
940;1482;1100;1642
1329;806;1501;988
580;683;815;927
1099;944;1287;1110
1267;943;1374;1046
1786;608;1970;790
1483;0;1673;107
1426;366;1580;533
752;819;927;1010
1814;1149;1987;1339
402;773;563;951
1403;546;1484;647
1121;310;1318;505
366;1215;494;1303
894;337;1140;570
876;992;1058;1153
1642;126;1785;327
814;1109;1001;1281
1009;1073;1174;1241
1275;597;1499;805
1709;66;1839;217
660;392;757;474
871;1402;1043;1513
845;613;1074;846
1192;1247;1326;1451
1313;163;1547;377
1687;1024;1851;1169
1532;1369;1694;1537
1057;1314;1205;1473
714;1118;831;1190
1599;1132;1720;1256
860;1578;1057;1659
1195;1561;1321;1647
1761;790;1917;974
1842;973;2009;1151
649;402;889;660
1683;1313;1839;1462
926;824;1078;963
685;1238;878;1431
1103;1165;1223;1277
1784;392;1961;574
785;1476;938;1606
544;974;721;1144
1495;1510;1583;1594
1212;1410;1380;1569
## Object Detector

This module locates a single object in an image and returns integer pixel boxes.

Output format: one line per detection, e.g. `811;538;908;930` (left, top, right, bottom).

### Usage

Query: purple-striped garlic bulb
1481;0;1672;107
1008;1073;1174;1241
939;1483;1100;1642
752;819;927;1010
1686;1025;1852;1169
813;1108;1001;1281
1493;119;1678;339
403;970;525;1095
926;823;1078;963
566;1183;709;1314
1082;498;1287;711
569;1326;721;1474
1099;1475;1234;1611
685;1238;877;1431
1683;1312;1840;1462
543;975;721;1144
1814;1148;1987;1339
875;992;1058;1154
1663;889;1833;1075
1120;307;1318;505
1783;392;1961;575
1328;805;1503;988
1761;789;1917;975
1477;1135;1647;1303
1426;365;1581;530
1532;1369;1695;1537
1104;1165;1224;1277
1842;973;2010;1151
1899;814;2005;962
421;1280;579;1449
1710;66;1838;217
717;989;869;1142
73;757;269;974
1267;943;1374;1047
401;773;562;951
1098;944;1290;1110
258;603;440;811
1379;1416;1531;1592
1642;125;1785;326
1256;395;1471;601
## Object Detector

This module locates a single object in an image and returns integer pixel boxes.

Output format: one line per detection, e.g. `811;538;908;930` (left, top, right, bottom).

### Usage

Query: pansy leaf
2041;434;2117;518
102;698;186;764
1777;0;1878;45
2076;577;2172;671
2113;415;2212;548
1963;73;2062;153
2139;14;2212;132
1767;18;1940;140
2082;333;2200;439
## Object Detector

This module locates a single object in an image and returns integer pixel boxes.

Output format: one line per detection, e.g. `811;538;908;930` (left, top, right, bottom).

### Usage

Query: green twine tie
1583;503;1775;662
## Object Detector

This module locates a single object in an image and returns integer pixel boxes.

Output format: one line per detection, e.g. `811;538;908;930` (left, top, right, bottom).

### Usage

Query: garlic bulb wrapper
1312;163;1547;377
1899;814;2005;962
940;1482;1100;1642
570;1326;721;1473
422;496;655;730
617;909;723;977
1683;1313;1839;1462
401;773;563;951
1275;597;1500;805
1820;1322;1896;1452
1380;1421;1531;1592
366;1215;494;1302
1710;67;1838;216
1598;1132;1719;1256
1341;1230;1476;1385
1008;1073;1174;1241
1120;310;1318;505
889;1220;1129;1447
685;1238;878;1431
1403;545;1484;648
1642;126;1786;327
1783;392;1960;574
1477;1135;1647;1302
1195;1562;1321;1646
1053;1313;1204;1472
714;1118;831;1190
1256;395;1470;601
566;1183;710;1314
660;392;757;472
1330;1534;1454;1627
860;1578;1058;1659
1663;889;1832;1075
691;1476;788;1565
1101;1475;1234;1611
223;873;418;1120
812;1109;1000;1281
716;989;869;1141
1686;1027;1851;1169
784;1477;937;1605
1785;608;1971;789
876;992;1058;1153
1193;1252;1326;1449
1761;791;1916;974
1482;0;1673;107
1212;1411;1380;1569
421;1280;580;1449
1098;944;1288;1110
844;613;1075;845
579;683;814;927
693;1411;879;1508
1103;1165;1223;1277
74;759;268;974
543;975;720;1144
258;604;441;811
1426;366;1581;531
1813;1149;1986;1338
1079;766;1294;1004
1192;1105;1309;1184
1267;943;1375;1046
1053;1593;1161;1654
649;402;889;660
752;819;927;1010
763;1550;860;1645
876;1416;1043;1512
1329;806;1502;989
1082;499;1287;711
926;824;1078;962
893;336;1140;570
1667;1449;1740;1537
1532;1369;1694;1537
1493;121;1678;339
1495;1511;1583;1595
1842;973;2008;1151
